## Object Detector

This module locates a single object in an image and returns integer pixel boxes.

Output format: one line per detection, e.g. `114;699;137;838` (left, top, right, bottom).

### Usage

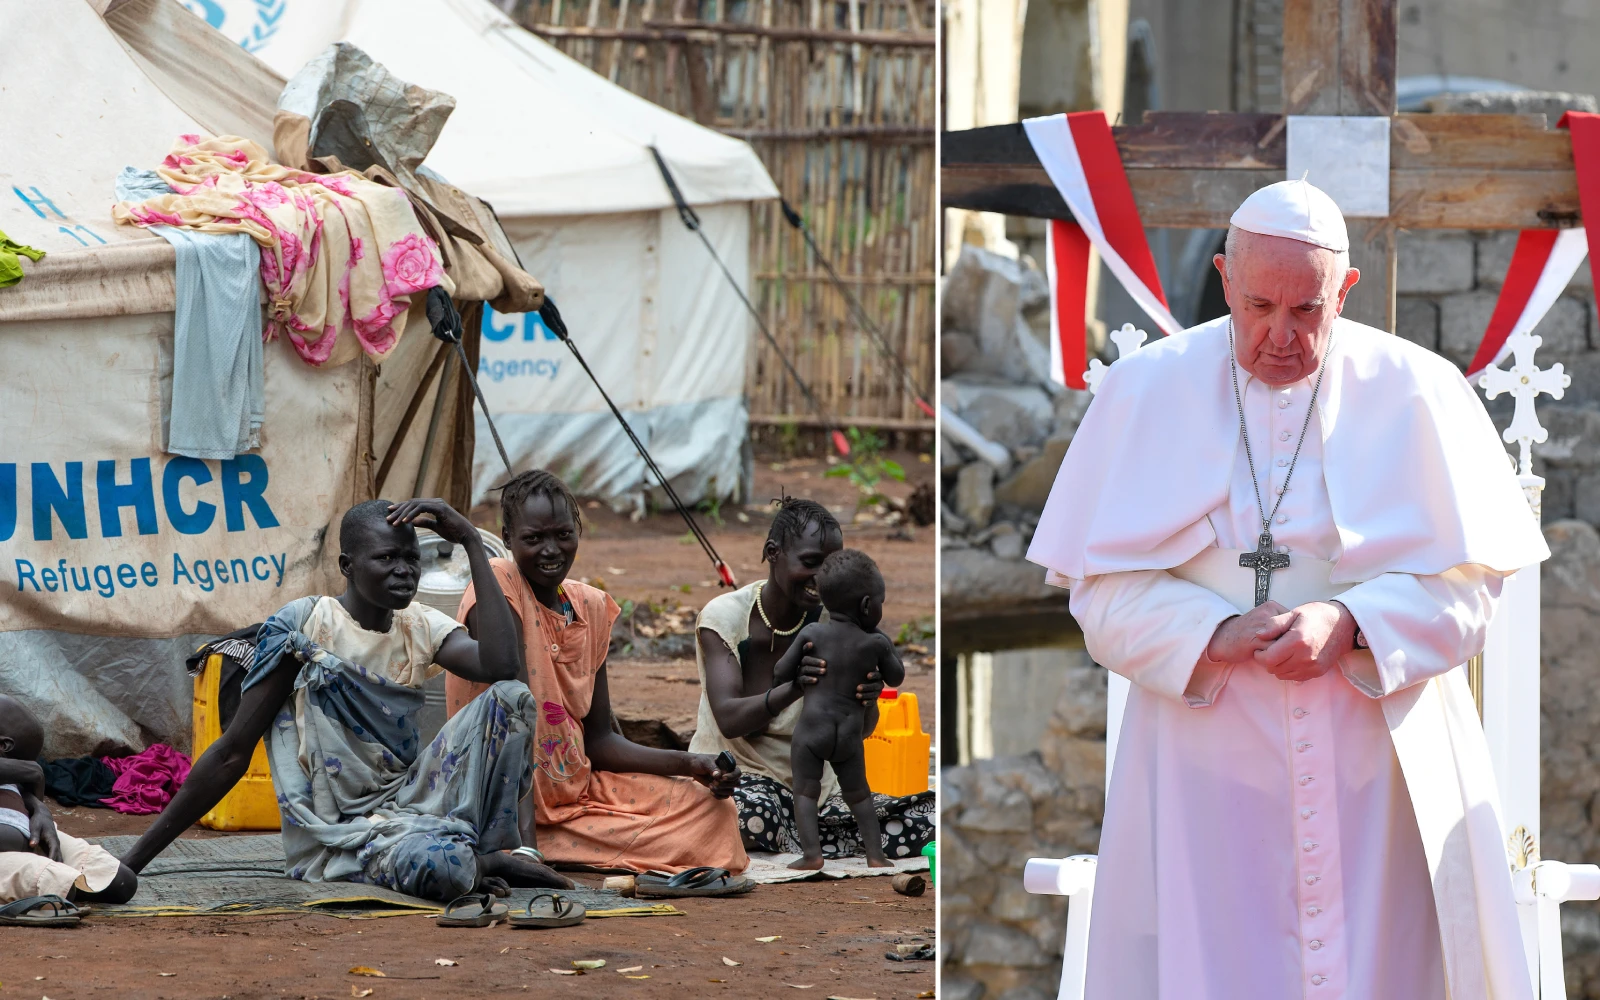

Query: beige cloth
0;833;121;903
292;597;461;770
690;584;839;802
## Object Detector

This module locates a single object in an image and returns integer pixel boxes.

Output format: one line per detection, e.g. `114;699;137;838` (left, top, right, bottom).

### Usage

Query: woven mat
88;835;676;919
742;852;930;885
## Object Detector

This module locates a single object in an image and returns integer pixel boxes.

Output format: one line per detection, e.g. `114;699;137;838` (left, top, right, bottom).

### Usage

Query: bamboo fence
515;0;937;431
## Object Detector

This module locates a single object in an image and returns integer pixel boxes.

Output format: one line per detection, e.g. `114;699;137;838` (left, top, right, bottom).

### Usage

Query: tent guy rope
650;146;852;457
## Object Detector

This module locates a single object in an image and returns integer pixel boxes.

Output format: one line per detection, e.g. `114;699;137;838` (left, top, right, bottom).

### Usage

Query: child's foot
787;854;825;871
865;853;896;869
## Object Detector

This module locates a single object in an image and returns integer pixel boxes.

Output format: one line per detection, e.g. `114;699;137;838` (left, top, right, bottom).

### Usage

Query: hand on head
386;497;477;546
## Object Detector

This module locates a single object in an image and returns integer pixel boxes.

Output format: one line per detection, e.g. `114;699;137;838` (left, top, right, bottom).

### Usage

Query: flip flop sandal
634;866;756;899
434;892;510;927
0;895;83;927
508;891;586;929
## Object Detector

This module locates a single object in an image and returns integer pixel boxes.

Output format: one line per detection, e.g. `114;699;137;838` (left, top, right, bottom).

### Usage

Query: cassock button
1300;808;1315;819
1312;975;1327;986
1299;775;1314;785
1309;940;1324;951
1304;875;1319;885
1277;515;1289;524
1294;708;1308;718
1279;430;1291;441
1278;399;1290;409
1306;906;1321;917
1297;741;1312;751
1303;840;1317;852
1277;458;1288;467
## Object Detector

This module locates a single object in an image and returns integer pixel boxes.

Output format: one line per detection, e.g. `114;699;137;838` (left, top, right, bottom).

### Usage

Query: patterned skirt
733;773;935;859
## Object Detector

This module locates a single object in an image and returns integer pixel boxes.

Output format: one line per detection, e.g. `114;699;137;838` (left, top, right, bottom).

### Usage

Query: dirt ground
4;447;939;999
0;837;934;999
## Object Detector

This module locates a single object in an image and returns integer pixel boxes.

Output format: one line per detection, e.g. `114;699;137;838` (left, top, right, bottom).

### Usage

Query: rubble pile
940;247;1093;620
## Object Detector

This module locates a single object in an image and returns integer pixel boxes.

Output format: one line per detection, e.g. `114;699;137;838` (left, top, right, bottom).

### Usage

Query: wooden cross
940;0;1581;333
1240;531;1293;607
1479;328;1572;478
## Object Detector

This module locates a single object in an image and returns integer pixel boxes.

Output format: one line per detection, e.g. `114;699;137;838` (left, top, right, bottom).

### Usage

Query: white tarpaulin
0;0;445;754
189;0;777;506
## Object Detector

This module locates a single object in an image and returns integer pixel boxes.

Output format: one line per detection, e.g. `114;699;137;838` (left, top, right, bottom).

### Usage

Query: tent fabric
0;0;496;754
211;0;779;215
475;204;752;505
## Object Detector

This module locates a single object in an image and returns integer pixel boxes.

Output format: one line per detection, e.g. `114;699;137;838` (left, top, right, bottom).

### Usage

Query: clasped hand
1206;599;1356;683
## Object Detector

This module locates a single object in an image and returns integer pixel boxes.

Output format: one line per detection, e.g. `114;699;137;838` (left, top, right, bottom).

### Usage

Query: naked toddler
771;548;904;870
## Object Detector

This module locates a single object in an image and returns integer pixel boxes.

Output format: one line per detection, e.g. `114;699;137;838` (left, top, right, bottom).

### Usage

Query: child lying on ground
0;695;138;907
771;549;905;870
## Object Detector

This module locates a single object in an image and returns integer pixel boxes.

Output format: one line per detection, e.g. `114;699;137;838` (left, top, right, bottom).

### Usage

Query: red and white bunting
1467;111;1600;378
1024;111;1182;389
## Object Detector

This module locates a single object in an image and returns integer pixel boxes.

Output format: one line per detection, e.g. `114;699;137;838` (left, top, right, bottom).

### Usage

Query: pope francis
1027;179;1549;1000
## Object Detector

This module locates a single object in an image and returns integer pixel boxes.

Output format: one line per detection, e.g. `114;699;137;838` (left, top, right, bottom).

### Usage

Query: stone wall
1396;227;1600;530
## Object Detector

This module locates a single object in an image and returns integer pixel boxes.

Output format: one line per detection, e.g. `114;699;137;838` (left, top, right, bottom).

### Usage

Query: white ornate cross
1084;323;1150;395
1478;328;1571;479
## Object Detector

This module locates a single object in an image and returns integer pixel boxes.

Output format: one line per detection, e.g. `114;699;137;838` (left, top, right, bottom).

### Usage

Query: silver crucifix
1239;531;1290;607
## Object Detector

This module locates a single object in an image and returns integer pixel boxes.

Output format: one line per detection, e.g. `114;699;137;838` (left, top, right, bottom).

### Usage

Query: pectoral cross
1239;532;1290;607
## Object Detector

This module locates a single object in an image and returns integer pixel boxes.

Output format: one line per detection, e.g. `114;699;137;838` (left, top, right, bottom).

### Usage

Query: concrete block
1433;291;1582;368
945;378;1056;451
962;921;1050;968
1398;232;1475;294
994;438;1070;511
991;531;1025;561
944;331;982;376
956;462;997;529
1395;296;1440;353
1477;229;1591;291
1438;291;1498;368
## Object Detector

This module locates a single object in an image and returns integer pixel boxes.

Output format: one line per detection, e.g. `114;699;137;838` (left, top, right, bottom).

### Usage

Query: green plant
824;427;906;506
895;615;935;647
778;421;801;458
696;478;724;525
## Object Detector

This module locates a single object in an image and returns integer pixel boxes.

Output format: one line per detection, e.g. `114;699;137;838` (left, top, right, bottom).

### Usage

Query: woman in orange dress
448;471;747;875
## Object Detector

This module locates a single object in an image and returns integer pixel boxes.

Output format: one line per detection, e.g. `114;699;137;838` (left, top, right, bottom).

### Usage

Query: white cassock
1028;315;1549;1000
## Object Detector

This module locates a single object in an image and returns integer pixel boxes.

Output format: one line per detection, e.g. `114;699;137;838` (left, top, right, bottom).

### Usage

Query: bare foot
787;855;825;871
865;855;896;869
480;850;573;889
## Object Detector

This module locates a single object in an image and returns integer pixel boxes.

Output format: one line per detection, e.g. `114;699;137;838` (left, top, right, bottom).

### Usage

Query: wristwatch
1353;628;1369;650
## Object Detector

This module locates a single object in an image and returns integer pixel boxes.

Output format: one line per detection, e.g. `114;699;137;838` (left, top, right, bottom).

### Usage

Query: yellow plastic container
193;651;281;831
864;690;931;797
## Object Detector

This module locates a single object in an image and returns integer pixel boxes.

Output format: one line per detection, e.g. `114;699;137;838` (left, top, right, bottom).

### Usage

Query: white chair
1023;855;1097;999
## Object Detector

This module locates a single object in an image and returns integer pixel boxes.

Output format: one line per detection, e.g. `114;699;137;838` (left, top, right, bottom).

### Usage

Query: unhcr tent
0;0;537;755
193;0;780;508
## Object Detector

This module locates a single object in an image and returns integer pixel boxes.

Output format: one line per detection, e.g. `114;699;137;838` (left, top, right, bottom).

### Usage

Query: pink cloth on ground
100;745;192;815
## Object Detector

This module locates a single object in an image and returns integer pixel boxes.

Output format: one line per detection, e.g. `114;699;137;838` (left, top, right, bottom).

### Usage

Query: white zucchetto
1229;178;1350;253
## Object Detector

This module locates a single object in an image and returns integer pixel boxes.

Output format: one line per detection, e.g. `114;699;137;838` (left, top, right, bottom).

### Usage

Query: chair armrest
1514;860;1600;904
1024;855;1098;896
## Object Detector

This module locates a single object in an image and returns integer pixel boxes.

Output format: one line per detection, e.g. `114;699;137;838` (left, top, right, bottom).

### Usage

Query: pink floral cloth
100;744;192;816
113;134;447;366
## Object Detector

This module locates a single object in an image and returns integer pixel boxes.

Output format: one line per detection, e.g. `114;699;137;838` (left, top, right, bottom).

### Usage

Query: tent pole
413;356;455;499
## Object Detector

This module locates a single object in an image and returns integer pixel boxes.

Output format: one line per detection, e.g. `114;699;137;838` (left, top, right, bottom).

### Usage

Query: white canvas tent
0;0;518;754
195;0;781;506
